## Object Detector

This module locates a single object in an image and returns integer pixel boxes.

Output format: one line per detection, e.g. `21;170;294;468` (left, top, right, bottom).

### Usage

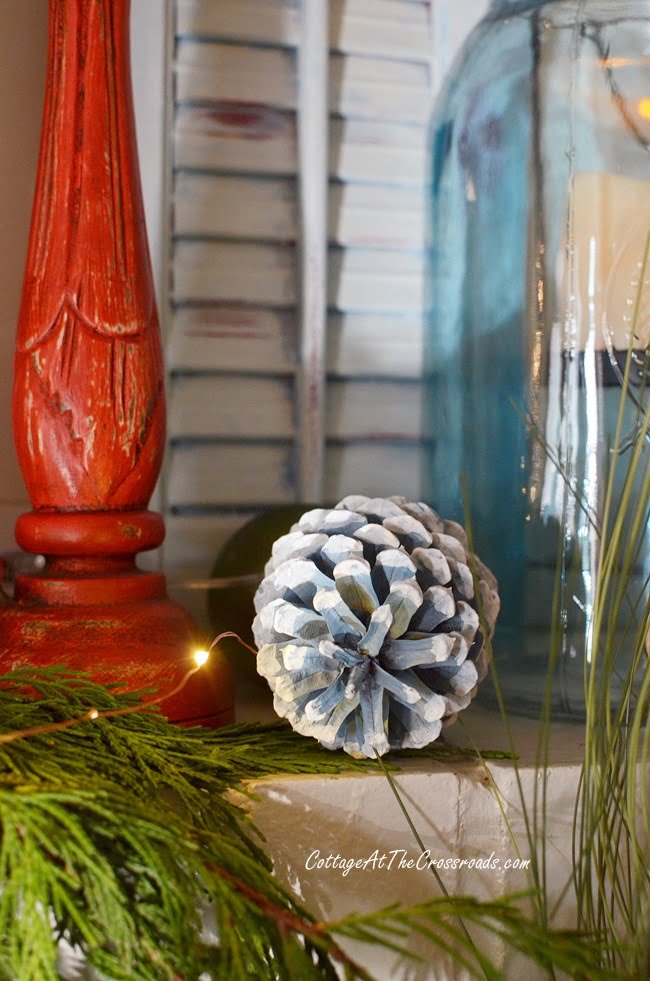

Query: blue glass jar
426;0;650;716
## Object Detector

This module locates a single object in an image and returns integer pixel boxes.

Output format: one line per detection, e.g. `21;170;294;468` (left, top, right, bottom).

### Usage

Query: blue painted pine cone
253;496;500;758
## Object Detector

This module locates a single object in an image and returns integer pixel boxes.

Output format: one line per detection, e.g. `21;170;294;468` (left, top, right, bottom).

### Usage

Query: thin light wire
171;574;261;591
0;631;258;746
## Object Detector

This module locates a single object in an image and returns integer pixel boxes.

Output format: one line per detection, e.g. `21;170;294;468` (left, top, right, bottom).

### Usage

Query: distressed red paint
0;0;233;726
199;103;287;139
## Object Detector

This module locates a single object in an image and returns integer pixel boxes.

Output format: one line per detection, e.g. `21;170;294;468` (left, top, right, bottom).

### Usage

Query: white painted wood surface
296;0;329;502
327;314;423;378
176;0;431;61
169;307;297;374
168;309;422;378
169;444;295;509
168;442;423;511
174;108;427;184
169;377;423;441
170;377;296;440
240;707;588;981
174;241;423;310
175;173;425;248
176;42;430;123
163;0;488;590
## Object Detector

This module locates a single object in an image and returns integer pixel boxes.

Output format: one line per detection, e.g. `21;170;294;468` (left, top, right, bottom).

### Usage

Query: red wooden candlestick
0;0;233;726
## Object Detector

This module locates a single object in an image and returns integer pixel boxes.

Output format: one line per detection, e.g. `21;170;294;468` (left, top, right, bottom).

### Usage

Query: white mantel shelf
237;687;586;981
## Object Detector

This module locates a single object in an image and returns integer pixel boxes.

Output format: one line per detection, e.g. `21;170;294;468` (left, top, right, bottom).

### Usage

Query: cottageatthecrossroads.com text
305;850;531;878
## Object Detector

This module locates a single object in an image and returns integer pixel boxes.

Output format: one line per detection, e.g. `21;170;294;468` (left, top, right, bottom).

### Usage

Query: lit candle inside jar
568;171;649;354
539;171;650;602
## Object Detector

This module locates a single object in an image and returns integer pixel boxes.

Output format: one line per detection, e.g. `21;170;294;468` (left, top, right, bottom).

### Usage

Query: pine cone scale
254;496;500;758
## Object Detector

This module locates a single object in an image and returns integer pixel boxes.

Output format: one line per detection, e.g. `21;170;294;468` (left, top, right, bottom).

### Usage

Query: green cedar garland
0;667;613;981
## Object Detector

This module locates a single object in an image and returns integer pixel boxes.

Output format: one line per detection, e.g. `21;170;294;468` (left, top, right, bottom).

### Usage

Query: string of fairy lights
0;631;258;746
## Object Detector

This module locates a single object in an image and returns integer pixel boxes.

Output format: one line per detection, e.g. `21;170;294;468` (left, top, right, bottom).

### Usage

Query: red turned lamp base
0;511;234;727
3;2;234;726
0;597;234;728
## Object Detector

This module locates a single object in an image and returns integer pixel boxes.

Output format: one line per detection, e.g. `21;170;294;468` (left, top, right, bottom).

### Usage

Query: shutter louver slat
328;313;423;378
325;443;423;503
168;443;422;510
169;443;295;509
174;104;297;176
169;377;296;440
176;42;430;124
174;242;298;305
175;108;427;185
166;0;436;586
177;0;430;61
174;241;423;311
174;174;298;242
169;378;423;441
176;42;296;111
168;307;297;375
168;308;421;378
175;173;425;248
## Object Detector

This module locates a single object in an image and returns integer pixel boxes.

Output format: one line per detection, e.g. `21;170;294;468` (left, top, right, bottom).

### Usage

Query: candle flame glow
638;98;650;120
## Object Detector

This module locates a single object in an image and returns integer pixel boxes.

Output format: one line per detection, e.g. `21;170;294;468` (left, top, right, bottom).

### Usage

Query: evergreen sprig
0;667;608;980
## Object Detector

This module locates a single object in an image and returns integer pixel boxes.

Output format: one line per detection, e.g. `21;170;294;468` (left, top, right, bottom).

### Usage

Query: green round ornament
207;506;314;684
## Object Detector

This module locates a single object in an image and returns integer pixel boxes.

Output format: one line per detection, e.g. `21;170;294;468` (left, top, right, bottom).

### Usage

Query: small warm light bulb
194;649;210;668
638;98;650;120
88;709;99;721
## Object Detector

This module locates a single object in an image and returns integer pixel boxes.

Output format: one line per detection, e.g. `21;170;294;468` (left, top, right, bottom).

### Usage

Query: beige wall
0;0;46;545
0;0;166;553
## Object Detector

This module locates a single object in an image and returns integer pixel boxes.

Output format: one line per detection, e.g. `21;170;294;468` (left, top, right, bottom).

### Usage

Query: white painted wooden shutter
165;0;488;583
